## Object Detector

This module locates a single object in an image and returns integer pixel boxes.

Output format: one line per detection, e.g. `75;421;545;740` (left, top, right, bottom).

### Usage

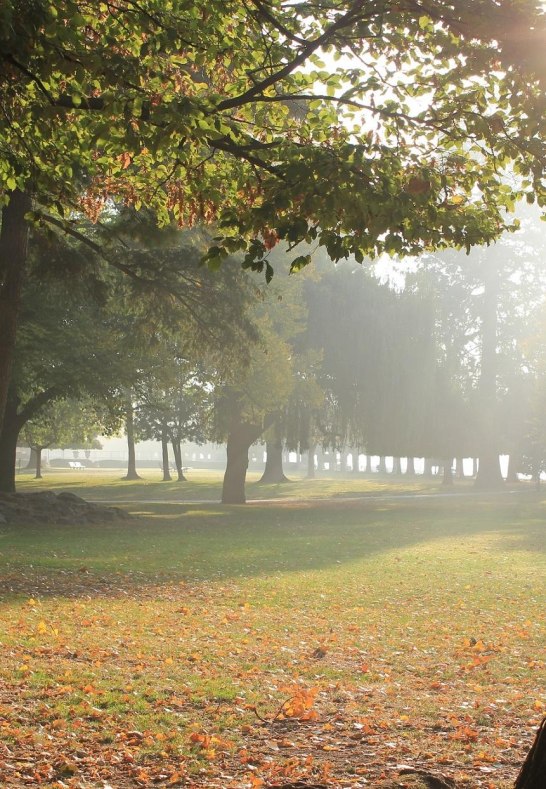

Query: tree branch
215;2;370;112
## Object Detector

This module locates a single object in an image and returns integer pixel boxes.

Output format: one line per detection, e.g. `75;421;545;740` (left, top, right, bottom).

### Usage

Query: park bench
68;461;85;470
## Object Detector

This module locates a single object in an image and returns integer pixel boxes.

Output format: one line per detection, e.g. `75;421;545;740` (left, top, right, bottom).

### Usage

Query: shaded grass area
0;490;545;787
16;468;446;503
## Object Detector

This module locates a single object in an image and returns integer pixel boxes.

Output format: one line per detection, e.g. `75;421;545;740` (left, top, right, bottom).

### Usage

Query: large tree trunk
392;456;402;475
475;258;504;489
0;394;20;493
352;450;360;473
172;439;187;481
222;423;258;504
123;402;141;481
0;190;31;436
260;438;289;483
161;431;172;481
222;412;273;504
377;456;387;474
406;456;416;476
424;458;434;477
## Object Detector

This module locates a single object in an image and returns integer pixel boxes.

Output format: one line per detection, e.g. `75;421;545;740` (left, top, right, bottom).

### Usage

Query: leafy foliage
2;1;546;268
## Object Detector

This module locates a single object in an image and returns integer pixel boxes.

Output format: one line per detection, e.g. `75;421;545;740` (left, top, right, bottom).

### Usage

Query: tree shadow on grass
0;494;544;601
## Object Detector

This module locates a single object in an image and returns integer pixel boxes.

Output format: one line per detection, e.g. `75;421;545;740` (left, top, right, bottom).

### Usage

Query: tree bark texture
0;190;31;437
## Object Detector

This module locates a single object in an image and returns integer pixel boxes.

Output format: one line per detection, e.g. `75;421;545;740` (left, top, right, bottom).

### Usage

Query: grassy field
0;474;545;788
15;467;467;502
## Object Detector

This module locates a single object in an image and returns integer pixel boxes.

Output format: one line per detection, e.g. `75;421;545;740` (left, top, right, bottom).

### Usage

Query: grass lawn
0;476;545;788
15;467;464;502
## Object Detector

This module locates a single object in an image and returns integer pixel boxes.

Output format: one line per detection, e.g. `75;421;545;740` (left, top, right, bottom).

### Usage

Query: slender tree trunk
455;457;464;479
362;454;369;473
306;443;316;479
260;438;289;483
123;402;141;480
424;458;433;477
0;190;31;436
406;456;416;476
472;457;478;477
475;258;504;489
378;456;387;474
172;440;187;481
35;447;43;479
442;460;454;486
392;456;402;475
352;450;360;473
161;431;172;481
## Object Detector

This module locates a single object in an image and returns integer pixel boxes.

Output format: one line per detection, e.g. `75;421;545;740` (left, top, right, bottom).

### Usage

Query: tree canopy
3;0;546;257
2;0;546;435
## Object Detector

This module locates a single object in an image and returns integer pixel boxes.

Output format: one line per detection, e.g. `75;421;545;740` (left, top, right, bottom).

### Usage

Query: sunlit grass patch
16;467;447;503
0;492;544;786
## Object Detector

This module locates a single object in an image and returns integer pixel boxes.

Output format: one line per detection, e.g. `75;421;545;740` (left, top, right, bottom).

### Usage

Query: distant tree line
3;207;546;502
